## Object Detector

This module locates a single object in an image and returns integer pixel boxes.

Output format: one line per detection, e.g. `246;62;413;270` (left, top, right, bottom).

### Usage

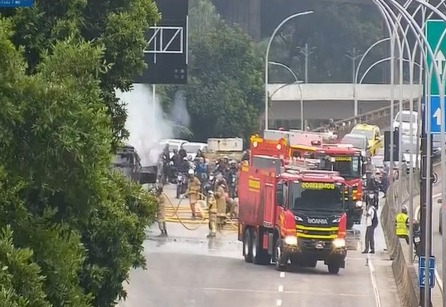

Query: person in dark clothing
241;150;250;162
179;145;187;159
171;149;181;168
179;157;190;173
196;149;206;164
160;145;170;184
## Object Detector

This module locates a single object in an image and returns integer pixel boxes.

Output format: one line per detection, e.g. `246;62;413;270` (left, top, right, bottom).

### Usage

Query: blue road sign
0;0;33;7
426;96;445;134
419;256;436;288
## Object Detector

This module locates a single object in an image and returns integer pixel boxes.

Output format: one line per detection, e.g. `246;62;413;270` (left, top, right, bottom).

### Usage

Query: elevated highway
267;83;421;128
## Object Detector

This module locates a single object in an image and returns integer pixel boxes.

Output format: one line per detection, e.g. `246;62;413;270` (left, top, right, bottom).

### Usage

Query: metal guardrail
313;100;412;138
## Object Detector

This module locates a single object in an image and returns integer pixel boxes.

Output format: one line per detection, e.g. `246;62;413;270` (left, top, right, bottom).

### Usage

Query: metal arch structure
371;0;446;305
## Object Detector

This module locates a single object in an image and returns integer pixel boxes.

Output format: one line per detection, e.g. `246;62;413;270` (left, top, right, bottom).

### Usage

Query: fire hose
163;192;238;232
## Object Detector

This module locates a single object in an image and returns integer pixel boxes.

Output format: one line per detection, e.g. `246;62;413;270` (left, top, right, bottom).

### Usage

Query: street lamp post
264;11;314;130
297;43;316;83
346;48;363;117
373;1;446;305
269;61;305;130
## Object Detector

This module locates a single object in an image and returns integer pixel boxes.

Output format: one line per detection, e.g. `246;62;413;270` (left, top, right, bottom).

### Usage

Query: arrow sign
434;107;442;126
436;50;446;77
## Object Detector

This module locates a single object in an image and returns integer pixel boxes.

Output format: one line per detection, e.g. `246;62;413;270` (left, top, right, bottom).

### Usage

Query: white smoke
169;91;190;128
117;84;173;165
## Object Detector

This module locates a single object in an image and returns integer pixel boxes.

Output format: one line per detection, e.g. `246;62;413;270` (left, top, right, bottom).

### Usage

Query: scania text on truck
237;158;349;274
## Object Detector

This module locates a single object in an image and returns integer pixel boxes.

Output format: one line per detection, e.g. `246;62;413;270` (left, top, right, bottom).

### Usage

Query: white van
392;111;418;136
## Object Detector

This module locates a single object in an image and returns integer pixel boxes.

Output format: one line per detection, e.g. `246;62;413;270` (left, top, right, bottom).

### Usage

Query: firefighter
156;186;168;237
207;190;217;238
215;179;227;230
186;169;201;219
395;205;410;244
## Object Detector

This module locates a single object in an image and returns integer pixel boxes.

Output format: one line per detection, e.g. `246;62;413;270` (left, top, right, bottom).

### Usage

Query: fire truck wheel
274;239;286;271
252;230;271;265
243;229;253;263
327;264;340;274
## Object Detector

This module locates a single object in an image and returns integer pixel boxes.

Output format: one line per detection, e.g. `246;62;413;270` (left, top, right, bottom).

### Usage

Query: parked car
392;110;419;136
350;123;383;156
341;133;369;157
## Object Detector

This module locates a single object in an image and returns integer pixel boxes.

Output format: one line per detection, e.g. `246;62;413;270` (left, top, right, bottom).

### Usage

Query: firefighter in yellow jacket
156;186;168;237
395;205;409;244
207;190;217;238
215;179;227;230
186;169;201;219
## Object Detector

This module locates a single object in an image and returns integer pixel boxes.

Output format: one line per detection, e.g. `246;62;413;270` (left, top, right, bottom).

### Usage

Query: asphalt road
116;185;400;307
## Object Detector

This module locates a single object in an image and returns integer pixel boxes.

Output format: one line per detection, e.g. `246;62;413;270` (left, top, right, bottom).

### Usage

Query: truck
112;145;158;186
237;156;349;274
313;144;365;229
250;134;365;229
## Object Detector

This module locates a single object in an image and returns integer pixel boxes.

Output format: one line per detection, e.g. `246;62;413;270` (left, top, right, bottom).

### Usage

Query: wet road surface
118;186;400;307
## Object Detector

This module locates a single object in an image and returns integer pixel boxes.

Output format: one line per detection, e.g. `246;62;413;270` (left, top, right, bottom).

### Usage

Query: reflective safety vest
395;213;409;236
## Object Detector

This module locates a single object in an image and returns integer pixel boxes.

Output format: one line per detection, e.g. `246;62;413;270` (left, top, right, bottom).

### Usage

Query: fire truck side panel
238;166;277;231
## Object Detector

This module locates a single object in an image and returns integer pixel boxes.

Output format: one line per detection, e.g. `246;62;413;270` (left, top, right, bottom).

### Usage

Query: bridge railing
313;100;412;137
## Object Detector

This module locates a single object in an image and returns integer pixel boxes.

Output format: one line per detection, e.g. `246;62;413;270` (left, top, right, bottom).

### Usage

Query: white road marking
435;267;443;291
278;285;283;292
279;272;285;278
276;299;283;306
367;254;382;307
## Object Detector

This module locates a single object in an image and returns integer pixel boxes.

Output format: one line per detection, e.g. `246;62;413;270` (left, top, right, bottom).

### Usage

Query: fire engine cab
237;155;350;274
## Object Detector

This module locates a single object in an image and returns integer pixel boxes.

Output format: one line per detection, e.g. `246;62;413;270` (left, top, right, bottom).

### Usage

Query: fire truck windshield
289;182;343;212
318;155;361;179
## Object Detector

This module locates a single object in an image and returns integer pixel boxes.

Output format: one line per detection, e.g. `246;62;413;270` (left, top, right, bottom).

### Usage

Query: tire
307;260;317;268
328;264;340;274
274;238;287;271
252;229;271;265
243;229;253;263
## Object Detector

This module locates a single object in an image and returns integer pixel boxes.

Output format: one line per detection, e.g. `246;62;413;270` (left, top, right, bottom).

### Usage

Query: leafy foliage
161;0;264;141
4;0;160;146
0;12;157;307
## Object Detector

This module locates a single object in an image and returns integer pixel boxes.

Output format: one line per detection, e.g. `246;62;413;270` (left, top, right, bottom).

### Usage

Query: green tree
259;0;385;83
161;0;264;141
3;0;160;146
0;16;156;307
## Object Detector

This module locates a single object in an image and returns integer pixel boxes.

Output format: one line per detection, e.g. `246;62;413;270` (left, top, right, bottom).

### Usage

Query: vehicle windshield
341;136;366;149
112;153;133;166
351;129;373;140
182;144;203;153
289;182;344;212
395;113;416;123
318;155;361;179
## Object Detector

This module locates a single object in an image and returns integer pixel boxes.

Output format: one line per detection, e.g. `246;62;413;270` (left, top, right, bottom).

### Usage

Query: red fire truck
238;156;349;274
249;133;365;229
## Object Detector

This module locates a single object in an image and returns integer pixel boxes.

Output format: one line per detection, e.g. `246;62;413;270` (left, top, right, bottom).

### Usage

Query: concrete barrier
381;172;420;306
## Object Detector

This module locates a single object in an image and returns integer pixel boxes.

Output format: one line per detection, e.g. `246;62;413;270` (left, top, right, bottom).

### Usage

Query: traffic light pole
420;100;433;307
